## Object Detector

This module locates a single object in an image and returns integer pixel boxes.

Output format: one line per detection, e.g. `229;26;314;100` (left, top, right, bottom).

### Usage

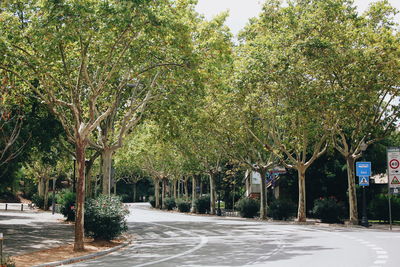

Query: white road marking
134;222;209;267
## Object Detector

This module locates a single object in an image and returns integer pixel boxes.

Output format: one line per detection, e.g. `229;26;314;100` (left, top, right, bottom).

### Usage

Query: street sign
387;147;400;189
356;162;371;177
359;176;369;186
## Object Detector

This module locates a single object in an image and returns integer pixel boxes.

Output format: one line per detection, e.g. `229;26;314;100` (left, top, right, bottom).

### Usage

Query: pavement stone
0;209;74;255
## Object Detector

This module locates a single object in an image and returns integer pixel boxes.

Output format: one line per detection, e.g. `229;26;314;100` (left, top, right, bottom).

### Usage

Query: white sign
388;147;400;188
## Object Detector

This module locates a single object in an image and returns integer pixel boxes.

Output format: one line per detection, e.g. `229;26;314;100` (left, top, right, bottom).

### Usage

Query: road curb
31;241;131;267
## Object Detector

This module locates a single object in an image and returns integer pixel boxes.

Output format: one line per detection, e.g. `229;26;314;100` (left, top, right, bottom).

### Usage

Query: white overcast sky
196;0;400;36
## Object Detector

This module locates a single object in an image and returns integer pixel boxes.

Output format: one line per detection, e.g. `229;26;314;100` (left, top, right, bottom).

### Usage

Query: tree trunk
191;176;197;213
44;178;49;211
200;179;203;195
38;178;44;197
74;139;87;252
173;180;177;200
209;173;216;215
258;169;267;219
101;149;113;195
177;180;181;199
184;177;189;200
346;156;358;224
133;182;137;202
297;166;307;222
161;178;166;209
154;178;160;209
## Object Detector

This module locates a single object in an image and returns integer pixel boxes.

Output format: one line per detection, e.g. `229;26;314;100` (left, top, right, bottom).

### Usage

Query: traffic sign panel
388;147;400;188
359;176;369;186
356;162;371;177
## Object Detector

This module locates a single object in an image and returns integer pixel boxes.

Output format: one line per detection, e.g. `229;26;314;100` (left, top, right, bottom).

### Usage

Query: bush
84;195;129;240
31;193;52;210
176;199;191;212
368;194;400;221
163;197;176;210
0;255;15;267
149;197;156;208
312;197;345;223
236;198;260;218
268;199;297;220
195;195;210;214
56;189;76;221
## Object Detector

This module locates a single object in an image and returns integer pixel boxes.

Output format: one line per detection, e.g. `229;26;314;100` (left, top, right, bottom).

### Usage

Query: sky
195;0;400;36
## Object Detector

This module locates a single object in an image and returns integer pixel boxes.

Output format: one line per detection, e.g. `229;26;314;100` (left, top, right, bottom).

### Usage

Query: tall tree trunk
44;178;49;211
101;149;113;195
209;173;216;215
154;178;160;209
133;182;137;202
161;178;166;209
346;156;358;224
177;179;181;199
258;169;267;219
297;166;307;222
173;180;177;200
184;177;189;200
200;179;203;195
191;176;197;213
38;178;44;197
74;139;87;251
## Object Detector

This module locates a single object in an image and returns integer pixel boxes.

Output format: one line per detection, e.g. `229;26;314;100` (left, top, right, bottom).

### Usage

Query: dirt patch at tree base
12;237;129;267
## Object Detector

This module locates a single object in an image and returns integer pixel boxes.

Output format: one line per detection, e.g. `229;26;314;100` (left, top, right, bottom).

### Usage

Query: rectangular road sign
387;147;400;188
359;176;369;186
356;162;371;177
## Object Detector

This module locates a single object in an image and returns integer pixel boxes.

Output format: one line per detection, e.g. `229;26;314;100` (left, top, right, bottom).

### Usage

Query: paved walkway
0;210;74;255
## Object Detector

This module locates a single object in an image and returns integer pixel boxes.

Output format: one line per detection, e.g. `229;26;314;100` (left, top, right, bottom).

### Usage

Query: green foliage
149;196;156;208
84;195;129;241
312;197;345;223
176;199;191;212
368;194;400;221
31;193;51;210
0;255;15;267
56;189;76;221
268;199;297;221
236;197;260;218
195;195;211;214
163;197;176;210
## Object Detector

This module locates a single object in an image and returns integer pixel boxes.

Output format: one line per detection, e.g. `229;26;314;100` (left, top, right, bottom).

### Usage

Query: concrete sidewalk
0;210;74;256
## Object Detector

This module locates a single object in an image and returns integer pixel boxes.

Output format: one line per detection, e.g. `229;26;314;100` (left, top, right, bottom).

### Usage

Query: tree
0;0;194;251
234;0;336;222
308;0;400;224
0;72;25;169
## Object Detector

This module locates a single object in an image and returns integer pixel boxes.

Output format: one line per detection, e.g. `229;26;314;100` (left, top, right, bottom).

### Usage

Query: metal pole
361;185;369;227
52;178;56;215
389;186;392;231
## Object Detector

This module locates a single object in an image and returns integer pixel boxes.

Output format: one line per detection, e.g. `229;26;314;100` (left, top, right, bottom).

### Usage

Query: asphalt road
71;203;400;267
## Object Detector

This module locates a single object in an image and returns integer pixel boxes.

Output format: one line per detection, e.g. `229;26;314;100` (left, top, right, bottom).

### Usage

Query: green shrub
312;197;344;223
149;197;156;208
368;194;400;221
176;199;191;212
1;255;15;267
56;189;76;221
268;199;297;220
236;197;260;218
31;193;52;210
195;195;210;214
84;195;129;241
164;197;176;210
